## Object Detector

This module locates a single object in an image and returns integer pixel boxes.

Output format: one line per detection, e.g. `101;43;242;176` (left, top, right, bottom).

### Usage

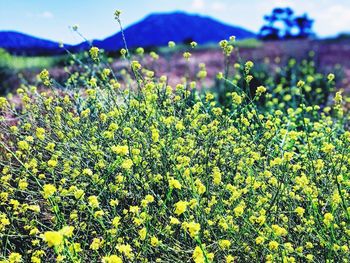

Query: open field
2;39;350;95
1;36;350;263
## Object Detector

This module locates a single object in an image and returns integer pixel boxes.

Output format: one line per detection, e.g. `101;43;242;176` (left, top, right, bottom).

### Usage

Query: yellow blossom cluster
0;27;350;263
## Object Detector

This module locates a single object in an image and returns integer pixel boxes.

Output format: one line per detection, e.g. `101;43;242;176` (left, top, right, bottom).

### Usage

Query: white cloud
40;11;54;19
211;2;226;12
318;5;350;27
191;0;227;12
27;11;54;19
313;4;350;35
191;0;205;10
273;0;295;8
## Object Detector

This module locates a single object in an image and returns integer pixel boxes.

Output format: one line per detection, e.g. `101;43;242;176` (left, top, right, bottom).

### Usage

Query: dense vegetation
0;14;350;263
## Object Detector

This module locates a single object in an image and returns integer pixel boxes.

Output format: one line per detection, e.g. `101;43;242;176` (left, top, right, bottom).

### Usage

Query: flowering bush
1;18;350;263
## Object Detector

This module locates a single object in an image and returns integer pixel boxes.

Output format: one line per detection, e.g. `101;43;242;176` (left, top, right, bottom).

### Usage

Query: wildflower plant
0;11;350;263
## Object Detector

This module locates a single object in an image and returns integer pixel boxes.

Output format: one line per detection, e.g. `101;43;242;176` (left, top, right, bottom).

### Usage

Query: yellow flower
183;52;191;61
18;179;28;190
269;241;279;250
0;97;8;109
294;207;305;217
168;41;176;48
60;226;74;237
110;199;119;207
192;246;205;263
192;246;214;263
112;216;121;228
306;254;314;261
226;255;235;263
150;236;160;247
120;48;127;57
42;184;57;199
29;228;40;236
195;179;206;195
332;191;342;205
114;10;122;19
327;73;335;81
145;194;154;203
88;195;99;208
74;189;85;199
116;244;133;259
271;225;288;237
43;231;63;247
111;145;129;156
39;69;50;85
232;92;242;105
28;205;40;213
36;127;45;140
1;216;10;230
139;227;147;241
81;108;90;118
323;213;334;226
82;168;93;176
103;255;123;263
284;242;294;253
212;167;222;185
190;41;198;48
322;143;335;154
56;255;65;262
45;142;55;152
255;236;265;245
39;69;49;81
184;221;201;237
174;201;187;216
170;217;180;225
151;127;160;142
129;205;139;214
334;91;342;105
121;159;133;170
234;202;245;217
89;47;99;61
47;159;58;168
8;252;22;263
245;60;254;71
131;61;141;71
70;243;82;253
256;85;267;95
17;140;29;151
169;177;182;189
90;238;102;250
86;88;96;97
219;240;231;249
305;242;314;249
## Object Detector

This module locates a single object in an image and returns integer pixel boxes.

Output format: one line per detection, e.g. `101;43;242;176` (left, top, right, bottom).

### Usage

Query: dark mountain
0;12;256;55
0;31;70;56
75;12;256;51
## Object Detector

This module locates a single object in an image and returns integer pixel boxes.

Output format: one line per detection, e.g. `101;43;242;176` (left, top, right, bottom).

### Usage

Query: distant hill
0;12;256;55
75;12;256;51
0;31;69;56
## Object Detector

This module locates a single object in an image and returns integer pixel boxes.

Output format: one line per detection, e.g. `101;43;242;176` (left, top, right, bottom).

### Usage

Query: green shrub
0;27;350;263
0;49;13;95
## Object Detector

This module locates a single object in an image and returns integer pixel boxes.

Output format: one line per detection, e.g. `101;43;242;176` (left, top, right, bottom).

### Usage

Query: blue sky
0;0;349;44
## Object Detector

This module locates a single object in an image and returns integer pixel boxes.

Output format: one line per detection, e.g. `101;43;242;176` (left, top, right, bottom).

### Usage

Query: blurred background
1;0;350;94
